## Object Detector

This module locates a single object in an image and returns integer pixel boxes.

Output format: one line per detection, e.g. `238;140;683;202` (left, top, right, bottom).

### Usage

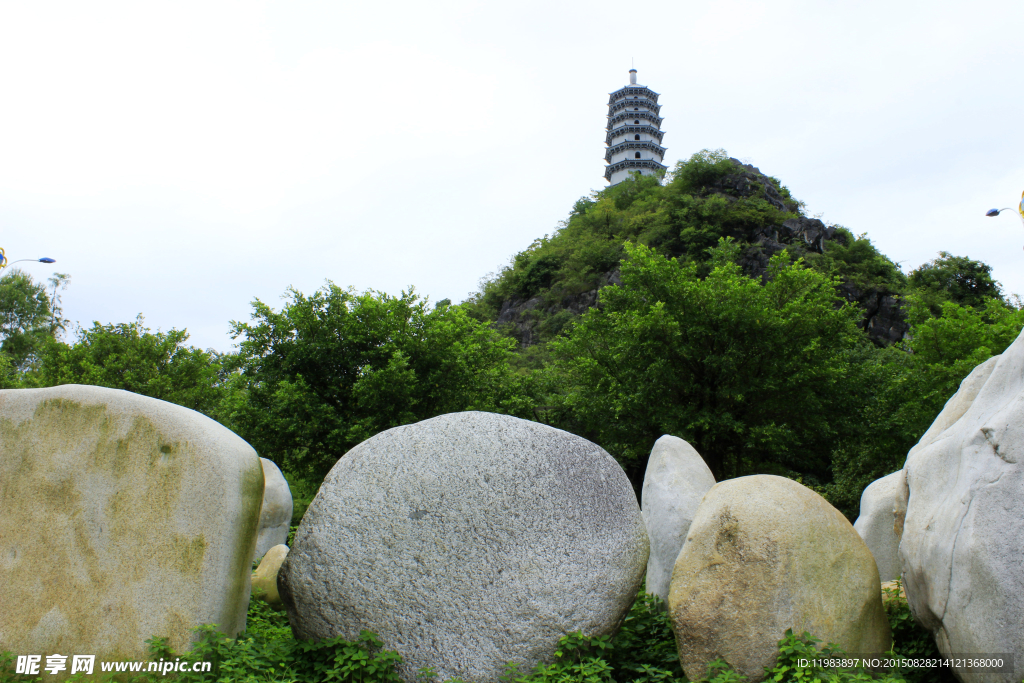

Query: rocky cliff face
493;160;908;348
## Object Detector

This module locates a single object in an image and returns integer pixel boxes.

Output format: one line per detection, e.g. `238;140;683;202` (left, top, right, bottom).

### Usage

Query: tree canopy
544;239;865;484
224;284;532;480
30;315;225;415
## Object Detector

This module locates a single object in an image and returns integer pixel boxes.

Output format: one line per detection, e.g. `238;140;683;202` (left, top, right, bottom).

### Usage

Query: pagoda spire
604;69;667;185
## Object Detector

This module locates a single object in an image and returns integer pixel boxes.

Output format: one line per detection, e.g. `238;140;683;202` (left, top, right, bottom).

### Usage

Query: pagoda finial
629;68;637;85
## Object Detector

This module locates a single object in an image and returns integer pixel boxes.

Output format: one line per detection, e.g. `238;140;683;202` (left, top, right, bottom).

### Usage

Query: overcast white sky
2;1;1022;352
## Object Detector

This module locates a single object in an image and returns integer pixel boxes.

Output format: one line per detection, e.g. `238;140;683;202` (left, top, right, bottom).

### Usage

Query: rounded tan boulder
0;385;264;670
252;544;289;609
668;475;890;682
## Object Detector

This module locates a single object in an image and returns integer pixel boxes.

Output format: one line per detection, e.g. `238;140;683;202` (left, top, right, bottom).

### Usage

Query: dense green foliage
545;240;864;482
817;294;1024;515
908;251;1003;311
0;270;69;377
27;316;226;415
223;285;534;481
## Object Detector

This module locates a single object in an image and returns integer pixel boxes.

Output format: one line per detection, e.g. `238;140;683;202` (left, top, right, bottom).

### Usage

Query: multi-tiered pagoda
605;69;667;185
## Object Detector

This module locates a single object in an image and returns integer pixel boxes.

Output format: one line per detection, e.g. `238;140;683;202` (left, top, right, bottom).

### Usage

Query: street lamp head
39;258;56;263
986;209;1001;217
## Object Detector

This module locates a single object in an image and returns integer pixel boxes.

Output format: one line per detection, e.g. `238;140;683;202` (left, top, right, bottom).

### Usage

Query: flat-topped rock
279;411;648;683
0;385;263;672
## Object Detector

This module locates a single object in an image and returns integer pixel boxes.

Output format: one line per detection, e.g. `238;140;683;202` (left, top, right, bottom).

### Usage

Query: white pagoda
605;69;667;185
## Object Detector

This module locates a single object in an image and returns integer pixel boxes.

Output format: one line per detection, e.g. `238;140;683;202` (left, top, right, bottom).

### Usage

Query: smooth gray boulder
279;411;648;683
853;470;904;582
641;435;715;604
254;457;293;560
0;385;263;669
901;339;1024;683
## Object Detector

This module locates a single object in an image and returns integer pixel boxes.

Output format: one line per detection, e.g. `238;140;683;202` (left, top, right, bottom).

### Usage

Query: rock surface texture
901;338;1024;683
668;475;890;682
254;457;293;560
641;435;715;604
252;544;289;609
0;385;263;672
279;411;648;683
853;471;904;582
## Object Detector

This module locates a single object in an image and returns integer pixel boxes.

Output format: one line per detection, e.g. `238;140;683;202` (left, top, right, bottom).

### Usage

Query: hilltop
466;150;910;348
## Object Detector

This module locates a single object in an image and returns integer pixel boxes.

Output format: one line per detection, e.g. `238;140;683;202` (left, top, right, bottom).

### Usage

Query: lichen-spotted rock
668;475;890;682
279;411;648;683
0;385;264;671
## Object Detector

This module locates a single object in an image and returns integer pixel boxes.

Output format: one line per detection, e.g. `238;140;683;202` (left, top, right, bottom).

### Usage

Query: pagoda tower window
635;152;641;158
634;134;640;140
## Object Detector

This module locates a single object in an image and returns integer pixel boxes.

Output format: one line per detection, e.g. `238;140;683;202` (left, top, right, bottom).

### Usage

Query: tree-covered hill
460;149;1024;514
466;150;910;348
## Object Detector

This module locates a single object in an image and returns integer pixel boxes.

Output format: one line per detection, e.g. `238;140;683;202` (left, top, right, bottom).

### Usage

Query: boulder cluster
4;328;1024;682
852;336;1024;683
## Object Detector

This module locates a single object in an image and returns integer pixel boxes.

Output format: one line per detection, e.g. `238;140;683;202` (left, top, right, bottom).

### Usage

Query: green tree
820;294;1024;518
0;269;64;371
226;284;531;480
908;251;1003;311
31;315;225;415
544;239;865;484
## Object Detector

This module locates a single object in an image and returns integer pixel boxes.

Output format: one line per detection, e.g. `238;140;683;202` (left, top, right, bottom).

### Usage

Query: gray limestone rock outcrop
278;411;648;683
0;385;264;671
254;457;293;560
640;435;715;605
901;339;1024;683
853;470;905;582
668;475;890;682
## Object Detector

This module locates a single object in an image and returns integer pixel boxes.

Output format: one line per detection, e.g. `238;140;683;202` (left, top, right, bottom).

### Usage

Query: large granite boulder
0;385;263;670
279;411;648;683
853;470;904;582
668;475;890;682
901;338;1024;683
254;457;293;560
641;435;715;604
